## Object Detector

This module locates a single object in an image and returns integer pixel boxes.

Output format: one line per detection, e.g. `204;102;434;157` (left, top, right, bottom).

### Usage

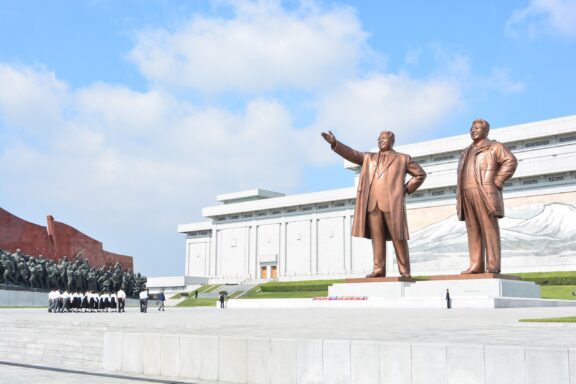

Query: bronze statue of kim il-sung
322;130;426;278
456;119;518;274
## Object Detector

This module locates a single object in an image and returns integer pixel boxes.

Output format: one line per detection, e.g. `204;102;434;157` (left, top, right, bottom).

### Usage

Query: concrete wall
0;288;48;306
0;288;141;307
103;332;576;384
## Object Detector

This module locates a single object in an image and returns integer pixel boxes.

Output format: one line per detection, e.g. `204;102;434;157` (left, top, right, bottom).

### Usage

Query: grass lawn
520;317;576;323
176;298;218;307
263;279;344;287
237;279;342;299
240;290;328;299
540;285;576;300
513;271;576;279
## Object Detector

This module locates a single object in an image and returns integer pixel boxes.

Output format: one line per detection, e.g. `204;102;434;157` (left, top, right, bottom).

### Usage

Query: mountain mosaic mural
408;202;576;273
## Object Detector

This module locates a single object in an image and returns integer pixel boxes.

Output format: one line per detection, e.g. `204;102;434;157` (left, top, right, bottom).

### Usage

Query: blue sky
1;0;575;276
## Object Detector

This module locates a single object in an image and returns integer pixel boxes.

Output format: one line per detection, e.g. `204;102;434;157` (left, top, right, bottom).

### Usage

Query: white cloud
0;64;314;225
0;64;67;134
127;0;367;93
311;74;462;150
506;0;576;39
483;68;526;94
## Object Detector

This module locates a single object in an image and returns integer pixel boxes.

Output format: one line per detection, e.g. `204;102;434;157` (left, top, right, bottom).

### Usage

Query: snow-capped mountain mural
407;202;576;273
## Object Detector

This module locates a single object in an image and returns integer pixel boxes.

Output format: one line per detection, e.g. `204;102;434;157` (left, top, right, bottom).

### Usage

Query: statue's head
378;131;395;152
470;119;490;143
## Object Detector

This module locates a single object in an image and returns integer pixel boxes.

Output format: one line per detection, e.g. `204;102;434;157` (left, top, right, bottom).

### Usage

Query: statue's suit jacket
456;139;517;220
332;141;426;240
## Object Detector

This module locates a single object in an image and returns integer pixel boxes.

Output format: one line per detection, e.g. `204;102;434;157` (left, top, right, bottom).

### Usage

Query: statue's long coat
332;141;426;240
456;138;517;220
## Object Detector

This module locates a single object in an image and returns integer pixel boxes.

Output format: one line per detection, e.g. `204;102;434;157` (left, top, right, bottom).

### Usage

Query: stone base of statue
226;274;576;309
329;274;542;307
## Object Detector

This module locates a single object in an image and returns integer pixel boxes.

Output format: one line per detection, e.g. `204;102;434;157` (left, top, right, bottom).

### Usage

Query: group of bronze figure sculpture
322;118;518;278
0;248;147;296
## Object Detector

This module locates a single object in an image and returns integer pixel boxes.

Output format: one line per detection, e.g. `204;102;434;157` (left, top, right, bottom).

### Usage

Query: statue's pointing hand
321;130;336;146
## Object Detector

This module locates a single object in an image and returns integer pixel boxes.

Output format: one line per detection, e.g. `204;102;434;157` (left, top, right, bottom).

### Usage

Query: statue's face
378;133;394;151
470;122;489;142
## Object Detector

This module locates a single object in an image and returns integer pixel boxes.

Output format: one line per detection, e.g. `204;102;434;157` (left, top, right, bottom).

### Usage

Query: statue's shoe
461;269;484;274
366;271;386;278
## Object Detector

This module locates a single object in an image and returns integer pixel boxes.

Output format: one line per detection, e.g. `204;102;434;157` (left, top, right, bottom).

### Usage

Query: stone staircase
0;318;106;370
164;296;187;307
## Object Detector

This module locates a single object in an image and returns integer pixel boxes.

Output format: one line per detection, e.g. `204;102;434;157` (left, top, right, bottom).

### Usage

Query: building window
216;217;226;222
243;213;253;218
504;182;514;187
548;176;564;182
559;135;576;143
230;215;239;220
287;208;297;213
433;154;454;162
271;210;281;215
524;140;549;148
416;159;427;164
334;202;345;207
522;179;538;185
411;193;423;198
301;206;312;211
507;145;517;150
257;211;267;216
318;204;329;209
431;191;445;196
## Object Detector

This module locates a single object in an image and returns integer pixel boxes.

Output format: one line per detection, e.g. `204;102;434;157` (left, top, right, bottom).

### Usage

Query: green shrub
261;284;331;292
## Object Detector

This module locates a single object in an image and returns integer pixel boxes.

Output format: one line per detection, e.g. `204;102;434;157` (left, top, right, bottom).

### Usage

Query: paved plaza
4;306;575;345
1;306;575;383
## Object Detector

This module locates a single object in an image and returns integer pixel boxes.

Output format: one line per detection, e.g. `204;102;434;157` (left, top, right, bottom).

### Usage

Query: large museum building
178;115;576;283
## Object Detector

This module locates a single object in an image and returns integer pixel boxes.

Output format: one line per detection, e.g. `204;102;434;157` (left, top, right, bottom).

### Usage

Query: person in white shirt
48;289;58;312
101;291;110;312
117;289;126;313
62;290;70;312
110;291;118;312
139;289;148;313
71;291;79;312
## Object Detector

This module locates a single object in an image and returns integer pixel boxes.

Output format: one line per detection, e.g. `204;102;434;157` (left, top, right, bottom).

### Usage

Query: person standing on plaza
321;130;426;277
117;288;126;312
139;289;148;312
157;290;166;311
48;288;58;312
445;289;451;309
456;119;517;274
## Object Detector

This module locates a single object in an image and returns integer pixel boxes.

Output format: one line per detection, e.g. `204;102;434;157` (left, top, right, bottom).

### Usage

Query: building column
249;222;258;279
184;239;191;276
211;228;220;278
344;213;352;273
279;216;286;277
311;217;318;275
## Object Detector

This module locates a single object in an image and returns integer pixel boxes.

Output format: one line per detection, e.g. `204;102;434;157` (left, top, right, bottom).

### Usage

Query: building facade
179;115;576;283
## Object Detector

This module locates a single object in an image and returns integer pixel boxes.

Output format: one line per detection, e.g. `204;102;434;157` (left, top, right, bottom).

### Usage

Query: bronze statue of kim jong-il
457;119;517;274
321;130;426;278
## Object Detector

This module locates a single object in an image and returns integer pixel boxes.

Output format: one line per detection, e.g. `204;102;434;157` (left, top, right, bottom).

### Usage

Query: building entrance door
270;265;278;278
